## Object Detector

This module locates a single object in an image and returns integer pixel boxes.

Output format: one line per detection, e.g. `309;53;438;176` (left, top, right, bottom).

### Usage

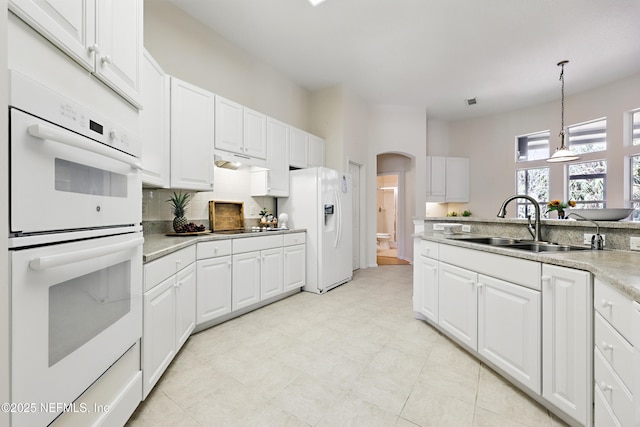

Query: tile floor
127;265;568;427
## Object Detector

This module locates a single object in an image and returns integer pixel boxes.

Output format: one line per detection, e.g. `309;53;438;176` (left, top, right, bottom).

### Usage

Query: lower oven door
10;108;141;235
10;233;143;427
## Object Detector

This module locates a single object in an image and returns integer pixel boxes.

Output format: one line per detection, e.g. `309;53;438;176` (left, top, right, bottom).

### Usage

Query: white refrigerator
278;167;353;294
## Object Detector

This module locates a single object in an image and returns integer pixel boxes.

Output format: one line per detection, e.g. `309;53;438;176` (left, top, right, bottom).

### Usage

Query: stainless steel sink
455;236;591;252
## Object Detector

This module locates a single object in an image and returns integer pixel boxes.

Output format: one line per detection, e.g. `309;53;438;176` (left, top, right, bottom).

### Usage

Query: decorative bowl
567;208;634;221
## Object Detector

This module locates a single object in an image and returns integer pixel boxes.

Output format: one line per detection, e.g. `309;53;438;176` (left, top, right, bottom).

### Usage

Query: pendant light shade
547;60;580;163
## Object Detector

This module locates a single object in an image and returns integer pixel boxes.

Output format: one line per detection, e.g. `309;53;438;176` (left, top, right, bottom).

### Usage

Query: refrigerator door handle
334;188;341;248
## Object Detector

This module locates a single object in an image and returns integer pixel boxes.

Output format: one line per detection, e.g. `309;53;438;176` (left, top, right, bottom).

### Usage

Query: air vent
466;97;478;106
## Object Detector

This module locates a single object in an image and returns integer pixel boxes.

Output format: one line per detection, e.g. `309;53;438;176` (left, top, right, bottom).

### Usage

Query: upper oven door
10;108;141;235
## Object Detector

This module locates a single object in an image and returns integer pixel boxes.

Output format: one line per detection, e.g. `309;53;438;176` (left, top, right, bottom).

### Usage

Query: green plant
259;207;268;217
447;211;458;217
462;210;472;217
166;191;190;217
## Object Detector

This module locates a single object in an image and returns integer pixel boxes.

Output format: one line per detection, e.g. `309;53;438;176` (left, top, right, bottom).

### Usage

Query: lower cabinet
283;244;306;291
438;262;478;350
196;255;232;325
261;247;284;300
477;274;540;394
541;264;592;427
232;251;262;310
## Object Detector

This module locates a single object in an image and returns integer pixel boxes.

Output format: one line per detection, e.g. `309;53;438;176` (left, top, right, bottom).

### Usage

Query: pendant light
547;60;580;163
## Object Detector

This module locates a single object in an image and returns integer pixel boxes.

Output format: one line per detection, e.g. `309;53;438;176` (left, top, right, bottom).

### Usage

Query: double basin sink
454;236;591;252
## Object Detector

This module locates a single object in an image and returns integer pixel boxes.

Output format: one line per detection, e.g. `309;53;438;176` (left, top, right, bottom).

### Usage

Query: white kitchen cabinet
140;50;170;187
541;264;592;427
426;156;469;202
289;126;308;168
260;247;284;300
243;107;268;159
283;233;306;291
438;262;478;350
170;77;215;190
9;0;143;107
142;246;196;398
215;96;244;155
232;251;261;311
196;252;232;326
477;274;540;394
413;239;439;322
307;133;325;167
251;117;290;197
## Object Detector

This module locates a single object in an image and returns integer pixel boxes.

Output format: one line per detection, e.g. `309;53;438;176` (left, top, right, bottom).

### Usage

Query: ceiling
166;0;640;120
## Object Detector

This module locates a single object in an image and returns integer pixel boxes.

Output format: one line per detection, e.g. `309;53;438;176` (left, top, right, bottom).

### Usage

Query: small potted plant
547;199;576;219
166;191;190;232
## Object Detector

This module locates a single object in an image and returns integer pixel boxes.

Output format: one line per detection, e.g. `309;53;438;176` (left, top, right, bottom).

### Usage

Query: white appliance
278;167;352;293
8;70;143;427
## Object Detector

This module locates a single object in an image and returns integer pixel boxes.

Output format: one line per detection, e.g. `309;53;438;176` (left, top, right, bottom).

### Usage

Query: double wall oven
8;70;143;427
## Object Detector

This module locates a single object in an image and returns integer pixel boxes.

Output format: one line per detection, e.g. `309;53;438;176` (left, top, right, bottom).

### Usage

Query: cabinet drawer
595;312;634;391
144;246;196;292
594;384;622;427
197;239;232;259
419;240;439;259
594;278;633;342
232;235;283;253
283;232;305;246
594;349;633;427
439;245;540;290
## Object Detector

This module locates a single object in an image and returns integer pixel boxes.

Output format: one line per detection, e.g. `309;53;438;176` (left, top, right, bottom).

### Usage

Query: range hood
214;154;242;170
213;151;268;170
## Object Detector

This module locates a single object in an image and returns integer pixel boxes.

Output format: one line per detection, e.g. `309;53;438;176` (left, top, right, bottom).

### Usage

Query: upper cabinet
289;126;324;169
215;96;267;162
251;117;290;197
9;0;143;108
170;77;215;191
140;50;170;188
426;156;469;203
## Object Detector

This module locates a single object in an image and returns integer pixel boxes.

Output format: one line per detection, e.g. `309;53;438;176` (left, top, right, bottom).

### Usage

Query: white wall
1;3;9;426
144;0;311;130
448;72;640;217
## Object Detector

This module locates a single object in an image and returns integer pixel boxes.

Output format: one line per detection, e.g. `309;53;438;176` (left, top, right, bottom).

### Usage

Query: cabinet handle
88;44;99;54
476;282;483;288
176;259;182;268
600;381;613;392
541;276;551;287
601;299;613;308
227;262;231;268
101;55;112;65
601;341;614;351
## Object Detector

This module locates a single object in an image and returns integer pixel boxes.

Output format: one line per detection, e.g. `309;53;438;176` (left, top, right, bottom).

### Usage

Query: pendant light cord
558;60;568;144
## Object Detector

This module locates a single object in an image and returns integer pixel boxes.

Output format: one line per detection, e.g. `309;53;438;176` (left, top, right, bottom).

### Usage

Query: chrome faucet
497;195;543;242
566;212;604;250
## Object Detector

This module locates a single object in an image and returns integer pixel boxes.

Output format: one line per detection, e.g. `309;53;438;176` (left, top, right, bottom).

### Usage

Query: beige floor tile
368;346;427;379
428;334;481;379
316;392;399;427
473;406;531;427
396;417;421;427
349;365;416;415
400;384;475;427
417;360;479;405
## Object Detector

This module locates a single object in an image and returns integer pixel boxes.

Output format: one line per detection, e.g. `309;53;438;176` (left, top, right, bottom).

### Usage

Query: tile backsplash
142;167;277;224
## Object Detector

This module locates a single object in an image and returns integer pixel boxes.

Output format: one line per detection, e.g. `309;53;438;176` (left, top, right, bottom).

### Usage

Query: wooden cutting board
166;230;212;236
209;201;244;231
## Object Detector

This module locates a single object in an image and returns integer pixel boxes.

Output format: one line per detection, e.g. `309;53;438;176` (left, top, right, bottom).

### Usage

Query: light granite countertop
416;231;640;303
143;229;306;263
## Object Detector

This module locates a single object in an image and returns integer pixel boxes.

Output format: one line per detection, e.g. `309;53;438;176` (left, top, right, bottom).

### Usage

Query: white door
416;254;439;322
283;245;305;291
232;252;261;310
289;126;308;168
196;256;232;325
175;263;196;351
265;117;289;196
439;262;478;350
215;96;244;155
542;264;592;427
170;77;215;190
243;107;267;159
478;274;540;394
260;248;283;300
349;161;360;271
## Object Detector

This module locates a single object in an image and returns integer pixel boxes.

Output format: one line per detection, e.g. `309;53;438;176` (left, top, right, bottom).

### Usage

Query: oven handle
27;124;143;170
29;237;144;270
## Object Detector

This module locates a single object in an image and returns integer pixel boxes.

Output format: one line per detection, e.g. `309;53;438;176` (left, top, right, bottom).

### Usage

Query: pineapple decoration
166;191;190;232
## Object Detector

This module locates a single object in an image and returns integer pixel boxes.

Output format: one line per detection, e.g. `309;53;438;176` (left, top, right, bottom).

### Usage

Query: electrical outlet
583;233;605;245
461;225;471;232
433;224;444;231
630;236;640;251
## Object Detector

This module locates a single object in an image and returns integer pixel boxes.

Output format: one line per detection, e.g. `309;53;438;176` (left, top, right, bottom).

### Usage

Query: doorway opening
376;174;398;257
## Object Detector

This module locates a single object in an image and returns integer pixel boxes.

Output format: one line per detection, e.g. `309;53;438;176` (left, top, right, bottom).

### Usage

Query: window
568;160;607;208
631;156;640;220
632;110;640;146
516;167;549;218
516;131;550;162
567;118;606;154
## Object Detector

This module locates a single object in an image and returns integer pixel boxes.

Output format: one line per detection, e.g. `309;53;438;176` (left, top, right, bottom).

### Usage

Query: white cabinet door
196;256;232;325
289;126;308;168
260;248;283;300
232;251;261;311
445;157;469;202
94;0;142;107
175;263;196;351
307;134;324;168
478;274;540;394
140;50;170;187
415;254;439;322
251;117;290;197
9;0;96;70
283;244;305;291
426;156;446;200
439;262;478;350
170;77;215;190
243;107;267;159
142;276;176;398
542;264;592;427
215;96;244;155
